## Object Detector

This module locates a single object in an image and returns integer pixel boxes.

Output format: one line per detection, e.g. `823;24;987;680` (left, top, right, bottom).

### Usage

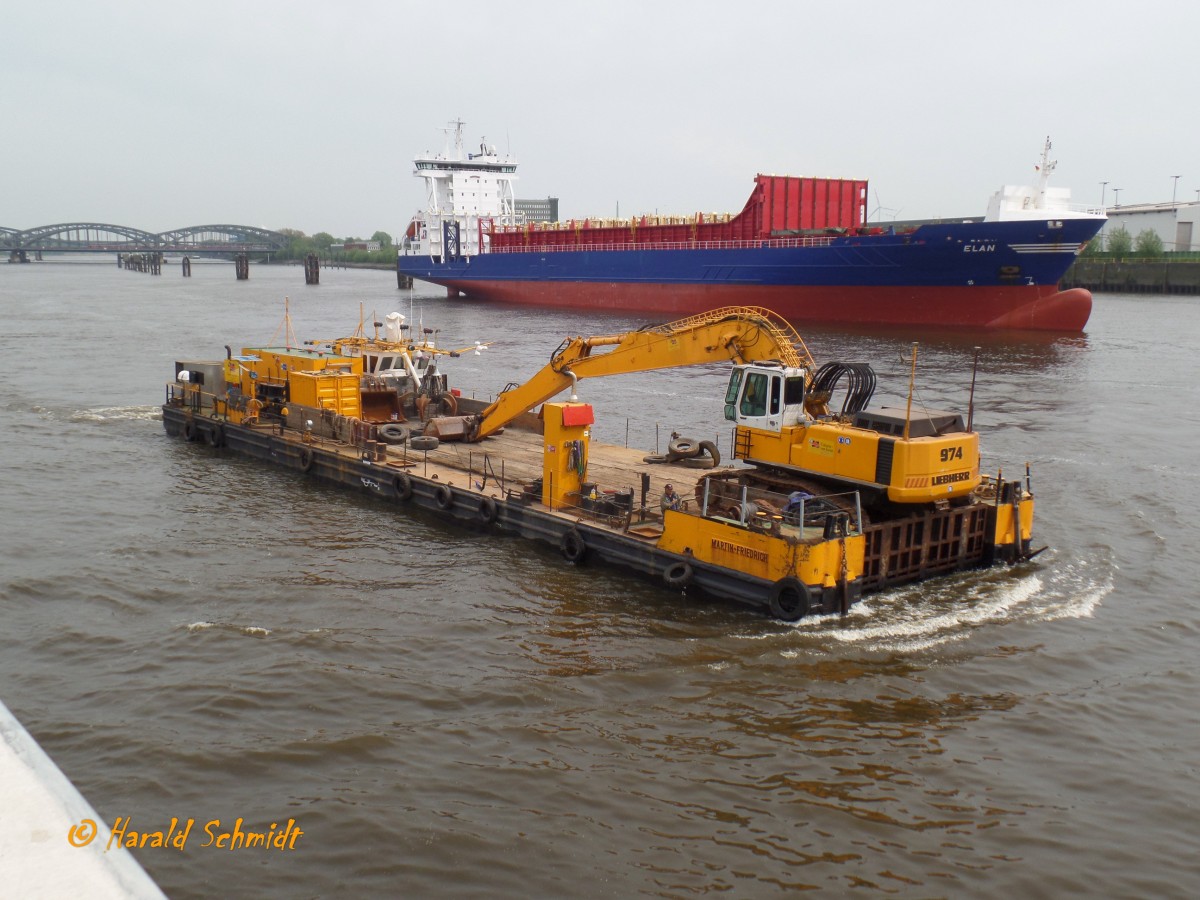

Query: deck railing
487;235;842;254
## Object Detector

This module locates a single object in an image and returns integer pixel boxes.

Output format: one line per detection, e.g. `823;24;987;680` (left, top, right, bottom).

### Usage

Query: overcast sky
3;0;1195;238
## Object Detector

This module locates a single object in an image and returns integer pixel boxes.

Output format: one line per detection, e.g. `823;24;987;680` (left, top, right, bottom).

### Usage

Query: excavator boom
462;307;815;441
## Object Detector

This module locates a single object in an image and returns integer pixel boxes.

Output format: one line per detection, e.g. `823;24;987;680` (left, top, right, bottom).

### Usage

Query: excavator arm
460;307;817;442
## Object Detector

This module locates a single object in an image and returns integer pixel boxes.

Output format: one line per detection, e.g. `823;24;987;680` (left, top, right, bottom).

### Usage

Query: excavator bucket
425;416;470;441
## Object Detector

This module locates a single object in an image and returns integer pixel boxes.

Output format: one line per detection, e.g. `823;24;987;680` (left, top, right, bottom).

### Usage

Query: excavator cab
723;363;809;433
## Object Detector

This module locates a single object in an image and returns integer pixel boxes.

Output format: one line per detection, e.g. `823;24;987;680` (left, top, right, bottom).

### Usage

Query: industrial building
1096;202;1200;252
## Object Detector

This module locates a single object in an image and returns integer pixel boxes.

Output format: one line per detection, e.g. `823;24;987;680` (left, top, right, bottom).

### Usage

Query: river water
2;259;1197;898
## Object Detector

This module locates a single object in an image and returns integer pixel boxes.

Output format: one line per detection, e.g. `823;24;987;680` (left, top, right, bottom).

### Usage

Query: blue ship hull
399;217;1104;331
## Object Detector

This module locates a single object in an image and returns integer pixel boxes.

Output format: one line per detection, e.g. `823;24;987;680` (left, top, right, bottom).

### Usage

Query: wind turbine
870;190;900;222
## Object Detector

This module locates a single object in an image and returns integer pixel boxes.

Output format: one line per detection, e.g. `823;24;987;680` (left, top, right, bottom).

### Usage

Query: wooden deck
377;424;715;516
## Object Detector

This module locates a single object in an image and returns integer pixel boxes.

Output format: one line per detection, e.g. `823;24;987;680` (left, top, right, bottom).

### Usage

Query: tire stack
643;436;721;468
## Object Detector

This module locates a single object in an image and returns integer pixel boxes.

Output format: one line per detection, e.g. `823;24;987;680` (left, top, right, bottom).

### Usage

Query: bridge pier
120;252;162;274
235;254;249;280
182;256;191;277
304;253;320;285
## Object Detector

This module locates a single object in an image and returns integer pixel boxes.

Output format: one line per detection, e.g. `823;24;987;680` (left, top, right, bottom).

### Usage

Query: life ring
298;447;314;473
478;495;498;524
767;577;811;621
393;473;413;501
380;423;410;445
182;419;197;442
667;436;701;459
434;483;454;510
663;560;694;589
560;529;587;564
410;435;439;452
206;423;225;448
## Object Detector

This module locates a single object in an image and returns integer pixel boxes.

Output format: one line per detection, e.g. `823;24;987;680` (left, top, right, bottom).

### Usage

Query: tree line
276;228;397;264
1082;226;1168;258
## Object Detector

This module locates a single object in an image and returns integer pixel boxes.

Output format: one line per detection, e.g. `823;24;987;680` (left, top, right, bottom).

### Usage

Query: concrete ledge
0;699;163;897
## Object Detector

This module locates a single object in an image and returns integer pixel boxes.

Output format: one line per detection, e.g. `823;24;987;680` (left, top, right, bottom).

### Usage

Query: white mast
1034;136;1057;211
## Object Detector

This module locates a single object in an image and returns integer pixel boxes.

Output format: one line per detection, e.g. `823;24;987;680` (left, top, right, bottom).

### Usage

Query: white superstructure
399;120;523;260
984;136;1106;223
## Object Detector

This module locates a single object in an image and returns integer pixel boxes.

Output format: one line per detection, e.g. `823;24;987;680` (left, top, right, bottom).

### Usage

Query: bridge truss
0;222;289;255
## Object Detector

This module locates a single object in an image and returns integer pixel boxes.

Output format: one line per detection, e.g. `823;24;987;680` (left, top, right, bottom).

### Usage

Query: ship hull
400;217;1103;331
424;280;1092;331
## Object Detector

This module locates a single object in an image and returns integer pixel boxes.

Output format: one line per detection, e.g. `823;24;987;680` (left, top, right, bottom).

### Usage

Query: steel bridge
0;223;289;255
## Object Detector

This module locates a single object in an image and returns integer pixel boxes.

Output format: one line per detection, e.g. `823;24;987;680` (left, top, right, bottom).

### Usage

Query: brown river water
1;259;1197;898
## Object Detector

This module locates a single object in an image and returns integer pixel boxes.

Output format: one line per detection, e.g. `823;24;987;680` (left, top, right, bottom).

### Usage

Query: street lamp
1100;181;1109;211
1113;188;1122;207
1172;175;1181;206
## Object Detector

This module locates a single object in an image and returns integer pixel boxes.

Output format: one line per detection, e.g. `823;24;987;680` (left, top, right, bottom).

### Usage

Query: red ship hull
437;280;1094;332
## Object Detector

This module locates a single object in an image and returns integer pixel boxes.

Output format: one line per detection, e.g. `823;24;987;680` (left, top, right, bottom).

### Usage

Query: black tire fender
767;577;811;622
478;495;498;524
206;423;225;448
182;419;197;442
663;560;694;589
560;529;587;564
393;473;413;501
434;483;454;510
298;446;314;473
380;423;410;445
667;436;700;459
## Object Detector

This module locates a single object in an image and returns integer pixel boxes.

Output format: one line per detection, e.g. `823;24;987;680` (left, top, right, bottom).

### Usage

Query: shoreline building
1096;201;1200;252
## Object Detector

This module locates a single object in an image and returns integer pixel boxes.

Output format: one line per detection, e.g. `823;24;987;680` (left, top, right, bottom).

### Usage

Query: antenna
967;346;980;432
903;343;918;441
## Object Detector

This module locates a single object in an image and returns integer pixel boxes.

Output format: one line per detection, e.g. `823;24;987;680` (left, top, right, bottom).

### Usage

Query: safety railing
486;235;842;254
695;479;863;541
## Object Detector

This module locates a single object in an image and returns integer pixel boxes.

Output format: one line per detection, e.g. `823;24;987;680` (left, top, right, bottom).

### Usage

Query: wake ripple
775;549;1114;654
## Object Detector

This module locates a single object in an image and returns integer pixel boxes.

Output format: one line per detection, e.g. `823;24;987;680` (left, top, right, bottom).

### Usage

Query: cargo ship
163;306;1038;621
398;127;1105;331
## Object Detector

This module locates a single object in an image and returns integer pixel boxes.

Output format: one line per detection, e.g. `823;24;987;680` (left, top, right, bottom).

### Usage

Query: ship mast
1035;136;1057;211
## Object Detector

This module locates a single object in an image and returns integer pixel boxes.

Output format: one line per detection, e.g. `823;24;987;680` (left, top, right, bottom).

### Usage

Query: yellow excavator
430;306;982;509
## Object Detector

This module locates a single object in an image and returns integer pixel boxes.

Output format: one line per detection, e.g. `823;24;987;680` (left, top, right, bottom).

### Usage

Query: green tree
1133;229;1164;257
312;232;336;251
1105;225;1133;256
371;230;393;248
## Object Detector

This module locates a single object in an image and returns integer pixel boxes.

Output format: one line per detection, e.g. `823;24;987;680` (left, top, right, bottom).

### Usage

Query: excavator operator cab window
740;372;769;418
784;375;804;406
723;369;744;421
